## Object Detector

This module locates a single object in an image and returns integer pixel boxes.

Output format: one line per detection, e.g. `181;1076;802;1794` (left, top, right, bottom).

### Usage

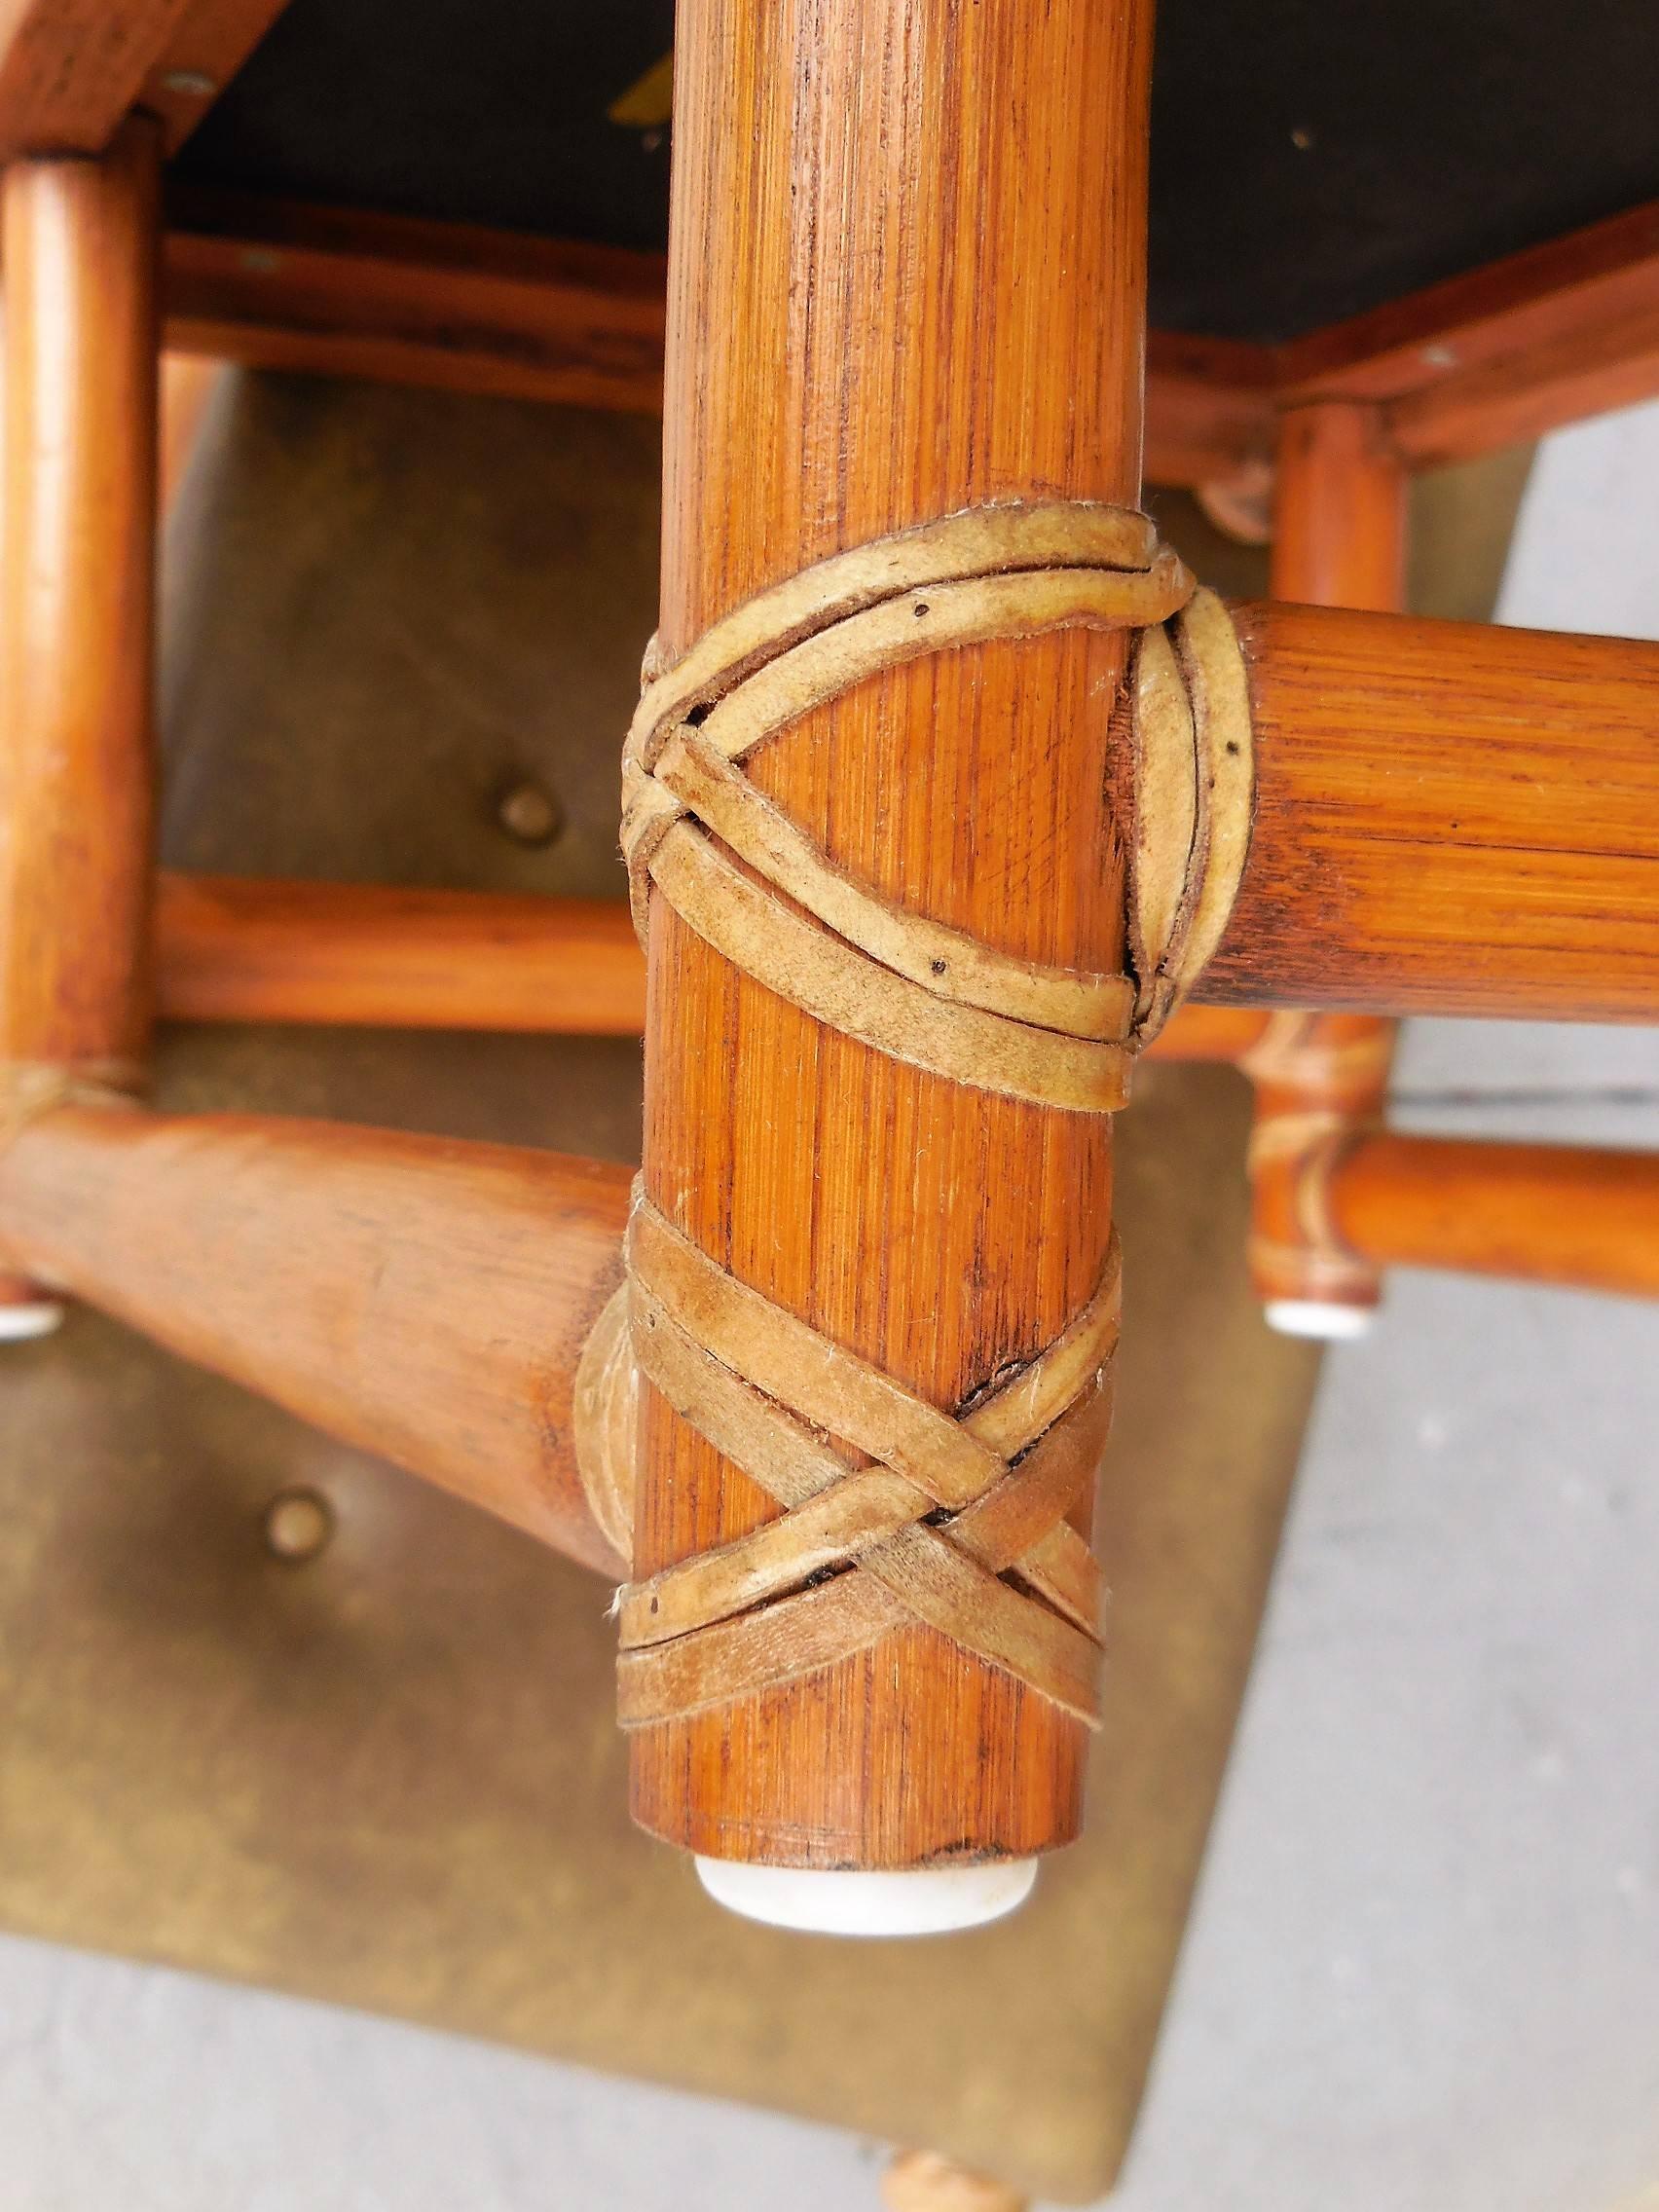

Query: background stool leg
0;115;162;1334
1248;401;1405;1338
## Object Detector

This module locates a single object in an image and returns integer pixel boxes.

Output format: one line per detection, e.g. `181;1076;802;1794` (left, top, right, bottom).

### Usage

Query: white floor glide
694;1855;1038;1936
1264;1299;1376;1343
0;1300;64;1343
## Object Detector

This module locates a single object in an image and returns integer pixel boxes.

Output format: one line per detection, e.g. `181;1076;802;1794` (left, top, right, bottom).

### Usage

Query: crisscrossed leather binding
608;499;1255;1724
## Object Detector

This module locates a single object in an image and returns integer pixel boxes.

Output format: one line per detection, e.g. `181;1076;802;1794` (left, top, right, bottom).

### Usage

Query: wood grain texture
1277;200;1659;466
634;0;1153;1868
154;873;647;1034
1331;1133;1659;1302
158;190;1264;488
0;0;285;157
0;1104;631;1571
1206;604;1659;1020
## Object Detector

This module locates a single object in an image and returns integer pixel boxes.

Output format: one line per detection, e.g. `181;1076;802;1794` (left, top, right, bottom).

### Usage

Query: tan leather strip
631;1197;1119;1514
1247;1108;1352;1173
618;1514;1104;1729
645;821;1135;1114
618;1493;1105;1729
619;1570;903;1730
1247;1110;1380;1301
1171;588;1256;1011
628;499;1182;762
1127;586;1255;1040
624;1457;924;1647
630;1198;1013;1512
615;1188;1117;1726
623;1286;1109;1648
948;1385;1112;1630
633;563;1190;786
1127;620;1198;1030
647;725;1133;1039
1237;1010;1396;1095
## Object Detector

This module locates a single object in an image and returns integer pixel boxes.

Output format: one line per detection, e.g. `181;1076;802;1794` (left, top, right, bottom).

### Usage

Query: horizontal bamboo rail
0;1104;631;1574
150;870;1258;1059
154;873;648;1033
150;591;1659;1036
1330;1133;1659;1302
1277;200;1659;468
158;188;1659;490
1210;605;1659;1020
160;189;1274;493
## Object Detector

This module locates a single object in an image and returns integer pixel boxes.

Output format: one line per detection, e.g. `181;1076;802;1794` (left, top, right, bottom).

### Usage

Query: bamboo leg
0;118;162;1332
1246;402;1403;1337
633;0;1154;1909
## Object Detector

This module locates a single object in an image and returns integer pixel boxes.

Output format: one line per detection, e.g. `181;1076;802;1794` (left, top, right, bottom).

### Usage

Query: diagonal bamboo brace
0;1105;634;1576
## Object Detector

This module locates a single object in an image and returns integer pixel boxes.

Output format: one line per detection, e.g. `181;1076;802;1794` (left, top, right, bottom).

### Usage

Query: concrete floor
3;404;1657;2209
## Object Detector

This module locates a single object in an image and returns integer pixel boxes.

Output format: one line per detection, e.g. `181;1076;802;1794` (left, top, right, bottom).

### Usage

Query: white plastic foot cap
0;1299;64;1343
694;1855;1039;1937
1265;1298;1377;1343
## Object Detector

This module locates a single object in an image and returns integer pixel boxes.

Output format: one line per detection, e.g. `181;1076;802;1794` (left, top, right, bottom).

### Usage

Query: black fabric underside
170;0;1659;344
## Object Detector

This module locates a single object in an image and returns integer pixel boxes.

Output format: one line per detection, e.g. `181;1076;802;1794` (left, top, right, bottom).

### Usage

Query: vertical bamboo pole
1249;402;1405;1338
1272;403;1406;613
0;117;161;1332
633;0;1154;1887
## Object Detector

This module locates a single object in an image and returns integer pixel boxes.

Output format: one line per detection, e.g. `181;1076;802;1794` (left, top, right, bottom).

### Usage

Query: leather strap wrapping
610;499;1255;1726
1242;1014;1394;1306
1246;1109;1380;1304
624;500;1252;1108
617;1185;1117;1728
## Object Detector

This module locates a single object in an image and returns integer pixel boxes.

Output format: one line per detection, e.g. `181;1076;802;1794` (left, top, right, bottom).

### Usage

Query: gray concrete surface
3;404;1657;2209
